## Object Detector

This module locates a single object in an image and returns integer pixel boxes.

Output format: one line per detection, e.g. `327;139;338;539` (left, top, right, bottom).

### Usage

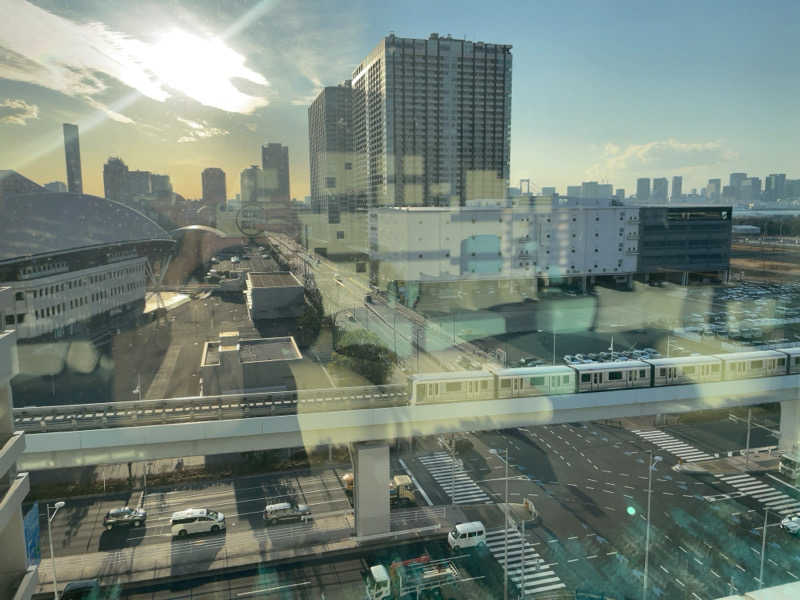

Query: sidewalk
35;505;461;595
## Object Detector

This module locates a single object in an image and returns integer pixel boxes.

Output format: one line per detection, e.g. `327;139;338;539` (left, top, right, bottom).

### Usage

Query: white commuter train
408;346;800;405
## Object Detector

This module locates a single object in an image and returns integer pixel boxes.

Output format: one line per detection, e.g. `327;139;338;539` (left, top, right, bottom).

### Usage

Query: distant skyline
1;0;798;200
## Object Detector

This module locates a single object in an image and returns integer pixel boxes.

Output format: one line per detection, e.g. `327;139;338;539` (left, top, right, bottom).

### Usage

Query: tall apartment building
636;178;651;203
127;170;152;197
62;123;83;194
202;168;227;209
308;83;355;214
351;33;512;207
103;157;129;203
44;181;67;193
671;176;682;202
150;174;172;194
765;173;786;202
0;286;38;600
261;143;290;201
707;178;721;202
652;178;668;203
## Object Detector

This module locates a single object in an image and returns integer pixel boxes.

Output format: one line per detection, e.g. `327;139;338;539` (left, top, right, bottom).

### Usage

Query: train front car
645;356;723;387
572;360;651;393
408;371;495;405
493;365;576;399
713;350;787;380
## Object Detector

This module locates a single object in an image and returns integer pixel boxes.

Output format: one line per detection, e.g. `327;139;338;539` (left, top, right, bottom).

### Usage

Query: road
401;416;800;599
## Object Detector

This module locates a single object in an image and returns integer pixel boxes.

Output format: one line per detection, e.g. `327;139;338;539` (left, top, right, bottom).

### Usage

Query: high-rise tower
63;123;83;194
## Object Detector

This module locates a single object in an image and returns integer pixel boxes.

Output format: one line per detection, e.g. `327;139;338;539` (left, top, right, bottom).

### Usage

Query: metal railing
13;383;407;432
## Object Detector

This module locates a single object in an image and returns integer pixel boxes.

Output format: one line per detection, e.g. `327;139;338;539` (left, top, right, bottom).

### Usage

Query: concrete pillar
779;399;800;452
581;276;587;294
681;271;689;286
626;274;634;291
0;510;29;594
352;441;390;537
644;272;650;283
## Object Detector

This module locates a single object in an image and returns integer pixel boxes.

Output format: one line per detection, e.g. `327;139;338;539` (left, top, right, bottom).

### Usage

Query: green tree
332;329;398;385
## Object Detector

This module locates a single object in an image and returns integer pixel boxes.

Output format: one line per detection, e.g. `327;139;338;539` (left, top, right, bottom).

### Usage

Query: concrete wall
353;442;390;536
18;374;800;470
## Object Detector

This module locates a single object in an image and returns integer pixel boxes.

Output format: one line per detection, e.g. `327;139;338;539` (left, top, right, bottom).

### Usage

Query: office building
707;178;721;202
241;165;266;204
671;176;682;202
636;178;651;203
308;83;355;213
638;206;732;285
614;189;625;200
765;173;786;202
261;143;290;201
566;185;582;198
202;168;227;209
0;287;38;599
540;187;556;197
729;172;747;200
127;170;152;197
103;157;129;203
351;33;512;207
44;181;67;192
652;178;668;203
63;123;83;194
150;174;172;194
739;177;761;204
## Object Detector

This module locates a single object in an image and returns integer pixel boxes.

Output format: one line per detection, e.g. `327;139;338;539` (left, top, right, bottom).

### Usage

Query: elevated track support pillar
779;398;800;452
351;441;390;537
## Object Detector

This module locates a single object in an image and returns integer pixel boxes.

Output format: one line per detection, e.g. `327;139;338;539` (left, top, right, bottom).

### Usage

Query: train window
684;366;695;375
608;371;622;381
778;358;785;366
500;380;511;389
562;375;570;384
659;368;666;376
446;382;462;392
795;357;800;366
751;360;763;369
581;374;591;383
638;369;646;378
481;380;488;390
530;376;545;386
711;364;720;372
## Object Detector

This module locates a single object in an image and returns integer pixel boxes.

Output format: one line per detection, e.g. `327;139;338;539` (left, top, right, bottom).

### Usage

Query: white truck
366;554;460;600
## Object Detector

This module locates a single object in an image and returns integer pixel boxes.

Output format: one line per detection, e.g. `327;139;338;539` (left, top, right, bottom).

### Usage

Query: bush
332;329;398;385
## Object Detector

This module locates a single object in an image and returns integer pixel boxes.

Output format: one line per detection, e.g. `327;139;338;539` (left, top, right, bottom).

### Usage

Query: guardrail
13;383;407;432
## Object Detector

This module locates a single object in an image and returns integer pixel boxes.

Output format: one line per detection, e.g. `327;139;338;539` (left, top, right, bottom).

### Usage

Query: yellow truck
342;473;416;507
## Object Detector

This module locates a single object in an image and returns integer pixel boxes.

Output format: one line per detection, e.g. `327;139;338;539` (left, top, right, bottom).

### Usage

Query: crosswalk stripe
632;429;712;462
485;528;565;596
418;452;490;504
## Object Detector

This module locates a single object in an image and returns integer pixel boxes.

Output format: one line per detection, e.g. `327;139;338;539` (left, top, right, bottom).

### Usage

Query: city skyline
1;0;798;200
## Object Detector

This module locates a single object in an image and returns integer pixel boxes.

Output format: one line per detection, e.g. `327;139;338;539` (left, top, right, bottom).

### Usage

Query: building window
325;177;336;188
336;231;345;239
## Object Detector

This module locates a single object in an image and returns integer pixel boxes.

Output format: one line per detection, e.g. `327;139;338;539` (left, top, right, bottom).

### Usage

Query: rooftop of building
0;190;174;263
202;335;301;366
247;271;302;289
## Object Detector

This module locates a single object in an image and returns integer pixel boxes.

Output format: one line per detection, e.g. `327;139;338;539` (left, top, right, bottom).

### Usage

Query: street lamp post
47;500;66;600
759;508;769;588
504;446;509;600
642;452;662;600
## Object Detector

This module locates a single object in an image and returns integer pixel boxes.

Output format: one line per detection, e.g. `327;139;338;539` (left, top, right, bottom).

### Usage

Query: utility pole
759;508;768;588
643;451;662;600
745;408;752;469
504;446;509;600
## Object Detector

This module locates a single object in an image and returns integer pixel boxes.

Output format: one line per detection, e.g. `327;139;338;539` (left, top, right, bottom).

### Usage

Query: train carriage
780;346;800;374
713;350;787;380
645;356;723;386
572;360;651;392
493;366;576;399
409;371;495;405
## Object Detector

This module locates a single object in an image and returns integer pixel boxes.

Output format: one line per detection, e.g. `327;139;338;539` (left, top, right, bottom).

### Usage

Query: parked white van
447;521;486;551
170;508;226;537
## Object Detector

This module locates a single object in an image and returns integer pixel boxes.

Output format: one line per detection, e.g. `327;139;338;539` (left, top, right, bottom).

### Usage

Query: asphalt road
41;467;352;560
404;419;800;599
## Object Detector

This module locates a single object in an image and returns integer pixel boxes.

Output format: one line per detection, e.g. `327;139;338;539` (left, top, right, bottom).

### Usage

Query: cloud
0;1;270;119
588;138;738;178
176;116;230;142
0;97;38;125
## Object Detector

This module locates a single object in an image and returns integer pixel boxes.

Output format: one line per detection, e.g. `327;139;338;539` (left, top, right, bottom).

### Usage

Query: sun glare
147;29;268;113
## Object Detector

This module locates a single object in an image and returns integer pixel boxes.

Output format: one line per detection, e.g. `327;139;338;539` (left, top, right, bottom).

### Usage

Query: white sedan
780;515;800;535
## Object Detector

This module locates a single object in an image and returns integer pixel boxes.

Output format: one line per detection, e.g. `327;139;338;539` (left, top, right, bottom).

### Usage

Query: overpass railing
13;384;407;433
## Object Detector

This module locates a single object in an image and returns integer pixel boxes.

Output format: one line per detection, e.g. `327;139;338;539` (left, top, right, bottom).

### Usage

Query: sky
0;0;798;200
